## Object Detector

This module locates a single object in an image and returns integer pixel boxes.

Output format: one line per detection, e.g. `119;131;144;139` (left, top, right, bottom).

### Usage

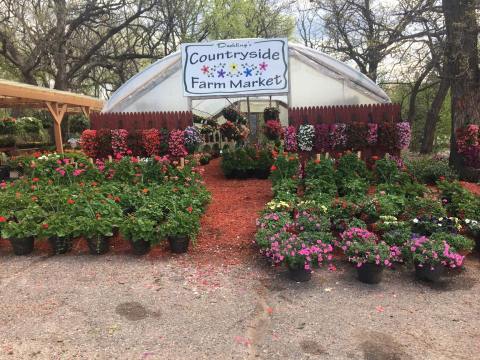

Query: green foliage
404;197;447;218
404;154;457;184
374;158;401;184
430;232;475;253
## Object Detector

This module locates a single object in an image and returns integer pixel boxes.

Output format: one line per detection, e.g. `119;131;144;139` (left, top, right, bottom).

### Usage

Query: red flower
0;216;7;222
142;188;149;194
439;176;446;181
187;206;193;213
33;151;41;158
114;196;121;203
67;198;75;205
42;223;49;229
32;177;39;182
270;165;277;171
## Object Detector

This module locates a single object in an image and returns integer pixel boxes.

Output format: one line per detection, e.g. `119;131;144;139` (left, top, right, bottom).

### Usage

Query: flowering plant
284;126;298;152
0;117;17;135
96;128;113;159
315;124;331;152
142;129;161;156
339;227;378;250
456;124;480;167
263;120;283;141
168;130;188;157
297;124;315;151
80;130;98;158
329;123;347;150
347;122;368;150
184;126;202;153
345;239;395;268
219;121;240;141
111;129;129;158
408;235;465;269
396;122;411;150
378;123;397;150
367;123;378;145
264;107;280;121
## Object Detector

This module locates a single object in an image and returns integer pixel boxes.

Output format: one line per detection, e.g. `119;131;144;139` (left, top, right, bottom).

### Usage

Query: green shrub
404;154;457;184
374;158;401;184
404;197;447;218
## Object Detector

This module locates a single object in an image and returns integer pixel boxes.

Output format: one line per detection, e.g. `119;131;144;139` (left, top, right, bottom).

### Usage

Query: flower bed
0;152;210;256
255;151;477;283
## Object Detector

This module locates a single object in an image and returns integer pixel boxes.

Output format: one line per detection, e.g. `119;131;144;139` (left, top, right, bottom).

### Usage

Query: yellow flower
229;63;238;72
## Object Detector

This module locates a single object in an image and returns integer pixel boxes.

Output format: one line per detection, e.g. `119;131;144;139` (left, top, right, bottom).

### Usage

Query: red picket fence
288;103;402;127
90;111;193;132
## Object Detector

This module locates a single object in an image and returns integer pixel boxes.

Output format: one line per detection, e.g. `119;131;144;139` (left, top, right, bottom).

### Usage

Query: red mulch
460;181;480;196
0;158;272;266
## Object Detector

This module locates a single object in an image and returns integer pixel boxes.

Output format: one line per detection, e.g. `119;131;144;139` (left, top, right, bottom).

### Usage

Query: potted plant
199;153;211;165
1;218;37;255
429;232;475;256
160;210;199;254
120;214;157;255
408;235;465;282
340;227;391;284
78;216;118;255
39;213;78;254
264;107;280;121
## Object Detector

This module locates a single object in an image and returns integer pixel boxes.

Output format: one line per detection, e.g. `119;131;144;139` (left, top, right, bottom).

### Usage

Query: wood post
46;102;67;154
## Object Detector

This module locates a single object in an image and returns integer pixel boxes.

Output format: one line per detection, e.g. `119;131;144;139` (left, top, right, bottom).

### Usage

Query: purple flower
396;122;411;150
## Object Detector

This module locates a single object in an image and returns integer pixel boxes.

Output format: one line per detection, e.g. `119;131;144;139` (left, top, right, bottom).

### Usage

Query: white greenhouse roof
103;41;390;115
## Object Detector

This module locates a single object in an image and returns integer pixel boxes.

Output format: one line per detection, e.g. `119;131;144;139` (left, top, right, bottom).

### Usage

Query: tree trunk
420;76;450;153
53;0;68;90
443;0;480;171
407;61;434;122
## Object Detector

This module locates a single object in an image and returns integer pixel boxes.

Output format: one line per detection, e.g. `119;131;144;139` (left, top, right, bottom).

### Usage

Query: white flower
413;218;419;223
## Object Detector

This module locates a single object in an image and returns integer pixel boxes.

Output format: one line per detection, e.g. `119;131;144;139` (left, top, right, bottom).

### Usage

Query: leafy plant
429;232;475;253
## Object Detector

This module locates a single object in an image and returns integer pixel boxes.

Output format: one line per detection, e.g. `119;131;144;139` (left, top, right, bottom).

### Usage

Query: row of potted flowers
0;152;210;256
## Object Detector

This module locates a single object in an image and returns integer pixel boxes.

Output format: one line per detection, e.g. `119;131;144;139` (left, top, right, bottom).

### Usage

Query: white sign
181;38;289;97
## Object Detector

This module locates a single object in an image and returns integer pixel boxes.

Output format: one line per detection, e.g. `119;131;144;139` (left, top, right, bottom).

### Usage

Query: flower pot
129;239;151;255
287;264;312;282
356;263;383;284
415;263;444;282
168;235;190;254
0;165;10;181
49;236;73;255
86;235;110;255
9;237;34;255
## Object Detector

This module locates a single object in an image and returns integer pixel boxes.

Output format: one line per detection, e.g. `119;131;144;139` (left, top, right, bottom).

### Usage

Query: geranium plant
111;129;129;158
168;129;188;158
80;130;98;158
263;120;283;141
142;129;161;156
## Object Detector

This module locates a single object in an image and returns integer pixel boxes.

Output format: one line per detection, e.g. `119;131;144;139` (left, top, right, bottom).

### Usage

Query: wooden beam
46;102;68;154
0;79;104;110
81;106;90;118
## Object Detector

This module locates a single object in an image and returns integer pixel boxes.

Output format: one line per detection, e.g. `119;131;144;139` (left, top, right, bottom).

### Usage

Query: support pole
46;102;67;154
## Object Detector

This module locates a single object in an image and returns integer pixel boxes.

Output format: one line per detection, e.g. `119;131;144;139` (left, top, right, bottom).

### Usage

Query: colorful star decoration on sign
217;68;226;78
201;65;209;74
243;68;253;77
259;62;268;71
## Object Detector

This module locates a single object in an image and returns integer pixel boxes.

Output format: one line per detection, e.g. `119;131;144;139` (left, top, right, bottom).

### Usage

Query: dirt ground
1;252;479;360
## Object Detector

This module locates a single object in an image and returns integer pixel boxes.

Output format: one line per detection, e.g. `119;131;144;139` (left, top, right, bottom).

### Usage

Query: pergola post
46;102;68;154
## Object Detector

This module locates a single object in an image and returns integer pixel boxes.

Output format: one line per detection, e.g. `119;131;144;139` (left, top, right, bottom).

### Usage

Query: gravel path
0;254;479;359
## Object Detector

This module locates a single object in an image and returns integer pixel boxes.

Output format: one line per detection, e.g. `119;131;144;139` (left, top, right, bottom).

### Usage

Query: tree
300;0;437;82
442;0;480;172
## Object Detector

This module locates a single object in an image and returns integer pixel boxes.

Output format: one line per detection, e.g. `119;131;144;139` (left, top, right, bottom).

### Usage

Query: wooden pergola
0;79;104;153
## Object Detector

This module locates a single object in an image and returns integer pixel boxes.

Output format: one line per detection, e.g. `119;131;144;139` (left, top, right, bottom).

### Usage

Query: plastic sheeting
103;41;390;116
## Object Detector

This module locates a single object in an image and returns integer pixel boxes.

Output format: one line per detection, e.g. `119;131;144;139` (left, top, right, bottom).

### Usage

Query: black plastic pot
0;165;10;181
49;236;73;255
415;263;444;282
287;264;312;282
129;239;151;255
9;237;34;255
168;235;190;254
356;263;384;284
86;235;110;255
